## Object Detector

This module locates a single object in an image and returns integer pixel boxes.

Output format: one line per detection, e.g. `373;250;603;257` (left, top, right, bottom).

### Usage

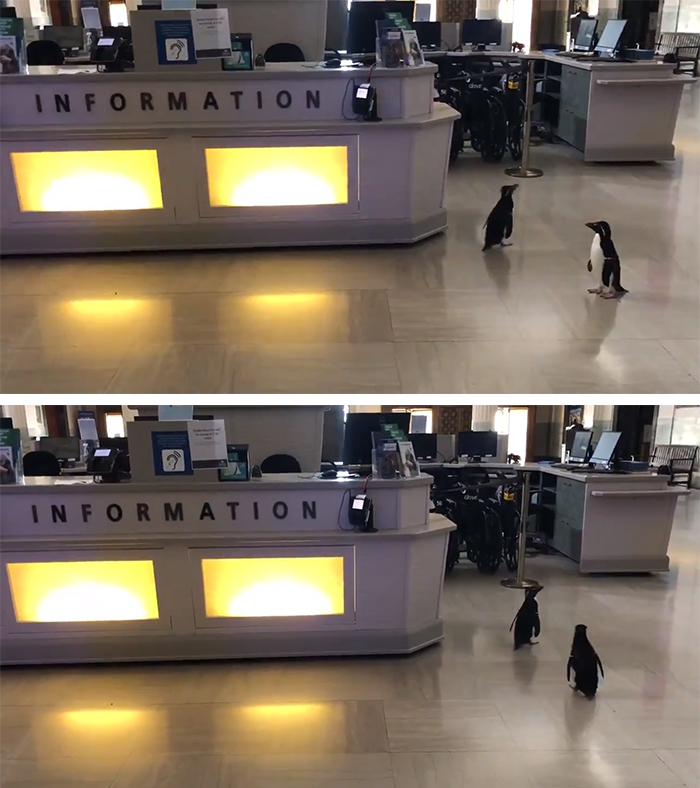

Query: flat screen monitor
590;431;622;466
574;18;597;51
461;18;502;46
409;433;438;462
342;412;411;465
103;25;132;42
414;21;441;48
39;436;81;461
99;437;129;453
415;2;431;21
569;431;592;462
595;18;626;55
347;1;416;54
42;26;85;50
0;8;18;17
457;430;498;458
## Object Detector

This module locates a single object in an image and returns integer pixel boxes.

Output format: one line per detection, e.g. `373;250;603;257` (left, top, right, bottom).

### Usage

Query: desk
0;474;454;665
0;63;458;256
422;462;689;573
426;50;694;162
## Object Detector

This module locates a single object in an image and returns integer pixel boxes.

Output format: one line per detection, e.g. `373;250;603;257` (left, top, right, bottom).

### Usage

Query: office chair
260;453;302;474
22;451;61;476
27;40;65;66
264;43;305;63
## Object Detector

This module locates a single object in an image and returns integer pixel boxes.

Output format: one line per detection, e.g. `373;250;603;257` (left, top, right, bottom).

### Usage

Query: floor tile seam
654;339;700;383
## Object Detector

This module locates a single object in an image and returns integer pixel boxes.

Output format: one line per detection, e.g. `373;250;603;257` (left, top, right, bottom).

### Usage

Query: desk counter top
0;62;437;84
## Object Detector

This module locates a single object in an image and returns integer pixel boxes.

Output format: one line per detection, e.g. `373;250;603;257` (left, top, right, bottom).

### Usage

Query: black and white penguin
567;624;604;699
483;185;519;251
585;221;628;298
509;586;541;650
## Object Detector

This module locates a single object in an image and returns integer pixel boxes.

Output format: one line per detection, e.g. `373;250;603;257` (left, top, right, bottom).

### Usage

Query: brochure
372;437;403;479
399;441;421;477
402;29;424;66
0;17;26;74
376;25;407;68
0;428;22;484
219;444;251;481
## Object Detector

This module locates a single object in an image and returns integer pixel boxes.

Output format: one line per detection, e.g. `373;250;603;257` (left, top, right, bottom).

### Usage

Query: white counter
423;462;689;573
0;63;458;255
0;474;454;665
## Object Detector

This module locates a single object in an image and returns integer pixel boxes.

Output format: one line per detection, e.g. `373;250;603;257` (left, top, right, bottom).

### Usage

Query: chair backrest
260;453;302;474
27;39;65;66
264;42;305;63
22;450;62;476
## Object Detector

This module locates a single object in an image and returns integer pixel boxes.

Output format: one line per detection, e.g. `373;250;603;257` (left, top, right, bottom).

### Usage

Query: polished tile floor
1;87;698;393
1;494;698;788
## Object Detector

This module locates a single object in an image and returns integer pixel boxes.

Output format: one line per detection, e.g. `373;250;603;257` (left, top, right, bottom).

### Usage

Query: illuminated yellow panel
10;150;164;212
205;146;348;207
201;557;344;618
6;561;160;623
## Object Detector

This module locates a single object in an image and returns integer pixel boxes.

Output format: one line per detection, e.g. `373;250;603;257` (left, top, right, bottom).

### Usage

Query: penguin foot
500;241;513;247
587;288;603;294
529;640;539;646
601;291;617;299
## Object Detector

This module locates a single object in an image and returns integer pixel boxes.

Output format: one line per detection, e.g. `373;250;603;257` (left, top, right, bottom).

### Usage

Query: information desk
423;462;689;573
0;474;454;665
0;63;458;256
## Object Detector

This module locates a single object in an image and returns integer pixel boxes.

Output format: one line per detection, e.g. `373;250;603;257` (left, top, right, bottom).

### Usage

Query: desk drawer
557;108;587;151
561;66;591;118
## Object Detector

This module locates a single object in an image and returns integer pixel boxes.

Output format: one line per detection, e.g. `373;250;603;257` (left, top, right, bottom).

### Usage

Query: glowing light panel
201;557;345;618
10;150;164;212
6;561;160;623
205;147;348;207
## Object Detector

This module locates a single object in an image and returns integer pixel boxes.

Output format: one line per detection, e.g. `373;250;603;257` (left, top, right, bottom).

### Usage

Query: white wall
218;0;328;60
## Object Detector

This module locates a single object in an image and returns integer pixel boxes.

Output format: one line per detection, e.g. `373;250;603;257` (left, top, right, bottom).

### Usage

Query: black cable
337;488;356;531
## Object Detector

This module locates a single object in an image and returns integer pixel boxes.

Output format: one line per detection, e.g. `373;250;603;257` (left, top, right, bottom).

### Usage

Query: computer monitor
415;2;430;21
457;430;498;459
0;7;17;18
347;1;416;54
342;412;411;465
595;19;626;56
573;18;597;52
39;436;81;461
42;26;85;50
590;431;622;466
461;18;502;47
103;25;132;43
409;433;438;462
569;431;592;463
99;437;129;453
414;21;441;48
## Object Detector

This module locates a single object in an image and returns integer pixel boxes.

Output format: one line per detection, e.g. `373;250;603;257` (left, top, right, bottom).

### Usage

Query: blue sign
155;20;196;65
152;431;193;476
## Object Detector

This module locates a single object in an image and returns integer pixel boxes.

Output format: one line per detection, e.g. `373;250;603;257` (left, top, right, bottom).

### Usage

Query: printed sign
155;19;196;65
187;419;228;470
0;18;25;75
151;430;193;476
190;8;231;59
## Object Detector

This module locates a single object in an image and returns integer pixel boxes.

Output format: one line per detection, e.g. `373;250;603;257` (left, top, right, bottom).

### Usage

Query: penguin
567;624;604;699
509;586;541;650
483;185;519;251
585;221;628;298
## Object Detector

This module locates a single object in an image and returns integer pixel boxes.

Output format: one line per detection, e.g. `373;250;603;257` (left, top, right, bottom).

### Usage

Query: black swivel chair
22;451;62;476
263;43;305;62
260;453;302;474
27;40;65;66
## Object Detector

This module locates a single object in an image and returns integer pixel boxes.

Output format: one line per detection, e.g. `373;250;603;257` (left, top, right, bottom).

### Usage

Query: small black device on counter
91;36;132;72
87;447;130;482
349;493;376;532
353;82;379;121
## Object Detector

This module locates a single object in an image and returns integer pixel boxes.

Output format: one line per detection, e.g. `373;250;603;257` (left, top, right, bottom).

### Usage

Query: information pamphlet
402;29;424;66
399;441;421;477
218;444;251;481
0;17;26;74
0;428;21;484
376;24;407;68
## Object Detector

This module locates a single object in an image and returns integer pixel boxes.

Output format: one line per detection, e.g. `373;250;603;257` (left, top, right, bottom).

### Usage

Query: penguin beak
585;222;596;230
